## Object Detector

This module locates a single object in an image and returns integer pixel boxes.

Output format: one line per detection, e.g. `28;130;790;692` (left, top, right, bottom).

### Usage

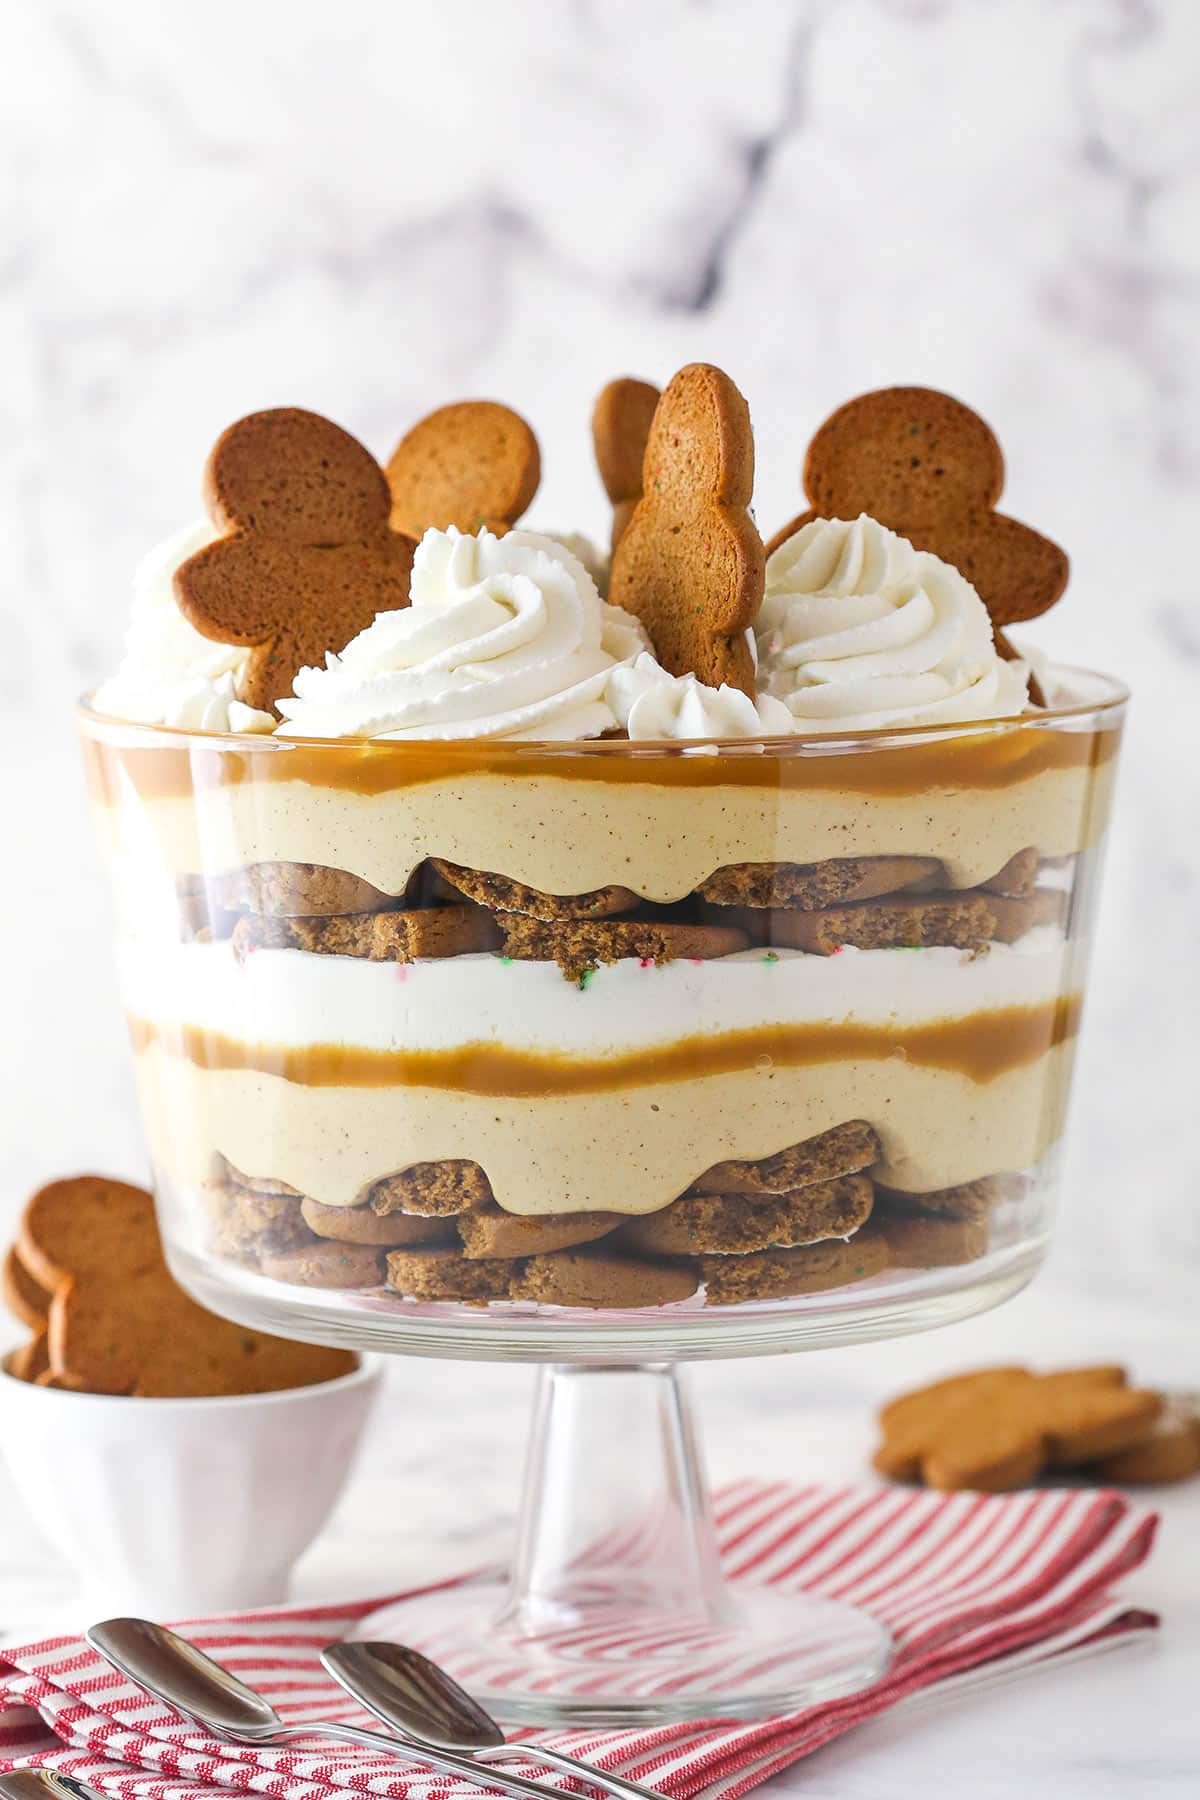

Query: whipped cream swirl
757;514;1029;731
608;653;794;742
276;528;648;741
93;520;275;733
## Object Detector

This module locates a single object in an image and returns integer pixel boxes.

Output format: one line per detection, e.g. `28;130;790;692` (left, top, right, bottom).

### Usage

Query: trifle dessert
81;372;1125;1323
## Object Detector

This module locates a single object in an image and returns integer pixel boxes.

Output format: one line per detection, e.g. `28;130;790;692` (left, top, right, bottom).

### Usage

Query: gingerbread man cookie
592;376;661;552
608;363;764;694
385;400;540;539
16;1175;355;1396
768;387;1069;631
875;1365;1162;1492
175;408;416;713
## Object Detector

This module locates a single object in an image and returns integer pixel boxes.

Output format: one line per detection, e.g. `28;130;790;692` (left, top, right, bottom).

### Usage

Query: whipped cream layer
121;930;1069;1058
124;929;1079;1213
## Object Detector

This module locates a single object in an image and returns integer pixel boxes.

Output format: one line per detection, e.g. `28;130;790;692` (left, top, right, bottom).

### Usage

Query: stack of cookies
207;1120;1025;1312
3;1176;356;1395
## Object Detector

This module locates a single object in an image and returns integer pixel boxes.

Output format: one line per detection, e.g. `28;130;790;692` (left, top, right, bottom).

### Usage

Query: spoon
0;1775;109;1800
85;1618;569;1800
323;1642;661;1800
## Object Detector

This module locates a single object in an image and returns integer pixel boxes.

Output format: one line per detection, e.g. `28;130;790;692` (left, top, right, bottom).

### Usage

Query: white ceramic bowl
0;1354;382;1618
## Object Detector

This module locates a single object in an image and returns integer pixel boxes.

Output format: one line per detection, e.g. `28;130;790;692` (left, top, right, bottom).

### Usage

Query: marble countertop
2;1273;1196;1797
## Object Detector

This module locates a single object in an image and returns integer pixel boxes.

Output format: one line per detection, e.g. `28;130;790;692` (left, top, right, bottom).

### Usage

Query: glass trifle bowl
79;669;1125;1721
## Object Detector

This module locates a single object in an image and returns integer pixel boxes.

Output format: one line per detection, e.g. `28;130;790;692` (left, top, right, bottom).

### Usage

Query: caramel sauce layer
84;719;1120;806
127;996;1081;1095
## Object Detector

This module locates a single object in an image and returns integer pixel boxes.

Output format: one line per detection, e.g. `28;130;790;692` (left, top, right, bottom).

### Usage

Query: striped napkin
0;1480;1158;1800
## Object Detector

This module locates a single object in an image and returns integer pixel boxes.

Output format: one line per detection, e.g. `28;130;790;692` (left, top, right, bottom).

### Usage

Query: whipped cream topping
757;515;1029;731
94;521;275;733
276;527;648;741
539;530;611;595
607;652;795;742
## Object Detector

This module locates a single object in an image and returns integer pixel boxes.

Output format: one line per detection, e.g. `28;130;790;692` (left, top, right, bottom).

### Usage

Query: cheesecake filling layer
132;1042;1076;1216
85;720;1118;901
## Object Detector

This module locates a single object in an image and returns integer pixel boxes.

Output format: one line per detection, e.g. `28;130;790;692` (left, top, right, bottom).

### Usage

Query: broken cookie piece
233;904;501;962
498;916;748;983
621;1174;874;1257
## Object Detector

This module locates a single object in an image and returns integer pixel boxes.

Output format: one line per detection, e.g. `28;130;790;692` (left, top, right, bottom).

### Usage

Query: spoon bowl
0;1774;110;1800
323;1641;662;1800
88;1618;283;1739
323;1641;504;1752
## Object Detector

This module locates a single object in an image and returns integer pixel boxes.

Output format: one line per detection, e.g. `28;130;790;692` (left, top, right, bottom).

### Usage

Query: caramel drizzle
128;996;1081;1095
83;719;1120;804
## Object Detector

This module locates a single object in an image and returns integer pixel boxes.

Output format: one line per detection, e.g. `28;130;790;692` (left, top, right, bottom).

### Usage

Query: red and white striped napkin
0;1480;1158;1800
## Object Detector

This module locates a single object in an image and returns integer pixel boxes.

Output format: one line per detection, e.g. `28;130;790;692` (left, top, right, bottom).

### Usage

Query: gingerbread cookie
233;904;501;962
204;1182;312;1264
300;1196;452;1249
875;1366;1162;1491
987;888;1067;943
457;1206;623;1260
608;363;764;693
260;1243;385;1289
1093;1397;1200;1485
621;1174;874;1258
512;1250;698;1311
2;1245;51;1330
175;408;416;713
768;387;1068;630
876;1213;988;1268
876;1174;1022;1225
386;401;540;539
369;1161;493;1218
698;855;942;911
207;862;398;919
694;1121;881;1197
592;377;661;551
8;1332;50;1383
700;1229;889;1306
770;891;996;956
18;1176;356;1395
432;860;638;921
386;1245;517;1303
220;1160;304;1199
981;848;1039;897
498;915;749;984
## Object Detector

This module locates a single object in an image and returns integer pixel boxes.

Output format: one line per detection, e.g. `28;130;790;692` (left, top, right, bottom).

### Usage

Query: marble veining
0;0;1197;1312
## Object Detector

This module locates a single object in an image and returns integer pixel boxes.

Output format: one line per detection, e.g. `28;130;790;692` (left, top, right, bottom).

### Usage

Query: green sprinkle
499;954;512;965
762;951;779;964
578;967;596;992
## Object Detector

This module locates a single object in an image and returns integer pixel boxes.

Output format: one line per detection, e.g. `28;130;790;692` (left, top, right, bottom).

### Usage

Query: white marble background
1;0;1198;1308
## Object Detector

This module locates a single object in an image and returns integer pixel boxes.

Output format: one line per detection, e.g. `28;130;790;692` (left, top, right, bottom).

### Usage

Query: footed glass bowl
79;666;1126;1722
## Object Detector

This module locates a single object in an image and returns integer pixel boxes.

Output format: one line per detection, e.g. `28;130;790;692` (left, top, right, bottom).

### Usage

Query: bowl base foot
351;1578;892;1727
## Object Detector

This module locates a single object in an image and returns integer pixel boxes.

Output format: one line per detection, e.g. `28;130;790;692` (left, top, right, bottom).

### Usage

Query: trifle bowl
78;370;1127;1722
81;685;1123;1357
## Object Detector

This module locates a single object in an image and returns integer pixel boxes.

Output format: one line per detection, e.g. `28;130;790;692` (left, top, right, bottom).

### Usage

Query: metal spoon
85;1618;570;1800
0;1775;109;1800
323;1642;661;1800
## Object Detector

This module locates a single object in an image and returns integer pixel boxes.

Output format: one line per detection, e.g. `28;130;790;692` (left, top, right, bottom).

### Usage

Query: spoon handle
479;1744;662;1800
276;1720;583;1800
